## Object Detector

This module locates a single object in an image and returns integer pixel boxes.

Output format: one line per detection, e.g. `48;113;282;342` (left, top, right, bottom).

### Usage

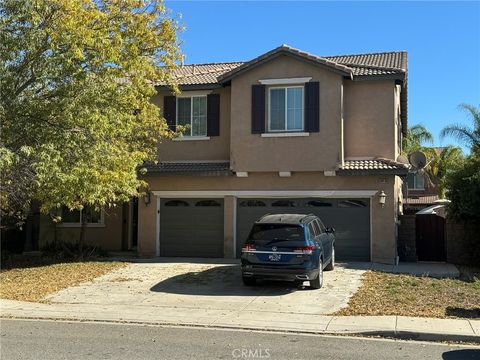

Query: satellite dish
396;155;409;164
409;151;427;169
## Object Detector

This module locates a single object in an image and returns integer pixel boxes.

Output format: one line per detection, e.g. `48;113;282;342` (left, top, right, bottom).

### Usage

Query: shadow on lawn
445;307;480;319
0;254;108;271
150;264;302;297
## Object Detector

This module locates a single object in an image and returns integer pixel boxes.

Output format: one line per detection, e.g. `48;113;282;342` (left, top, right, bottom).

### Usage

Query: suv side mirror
326;227;335;234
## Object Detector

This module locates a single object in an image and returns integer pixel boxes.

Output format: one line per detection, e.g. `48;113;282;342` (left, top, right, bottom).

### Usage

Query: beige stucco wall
343;79;397;159
152;57;401;169
152;87;231;161
141;173;398;264
38;205;124;251
137;197;158;256
230;55;344;172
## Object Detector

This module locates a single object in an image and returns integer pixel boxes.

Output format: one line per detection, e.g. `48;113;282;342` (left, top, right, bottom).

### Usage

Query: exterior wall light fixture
378;190;387;208
143;191;151;206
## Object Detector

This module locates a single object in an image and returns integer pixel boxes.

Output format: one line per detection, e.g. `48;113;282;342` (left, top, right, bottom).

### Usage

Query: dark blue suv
241;214;335;289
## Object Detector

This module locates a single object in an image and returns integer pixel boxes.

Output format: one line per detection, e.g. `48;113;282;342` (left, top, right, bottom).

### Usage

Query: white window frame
57;207;105;228
176;95;208;138
267;86;304;133
407;173;425;190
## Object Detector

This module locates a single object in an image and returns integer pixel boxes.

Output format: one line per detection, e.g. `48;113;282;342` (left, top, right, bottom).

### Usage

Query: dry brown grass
336;269;480;319
0;260;127;302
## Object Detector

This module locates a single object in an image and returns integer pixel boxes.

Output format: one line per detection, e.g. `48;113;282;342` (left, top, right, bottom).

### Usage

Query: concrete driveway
47;259;365;316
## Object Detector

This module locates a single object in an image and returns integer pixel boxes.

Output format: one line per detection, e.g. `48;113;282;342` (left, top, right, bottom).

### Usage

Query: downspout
340;82;345;168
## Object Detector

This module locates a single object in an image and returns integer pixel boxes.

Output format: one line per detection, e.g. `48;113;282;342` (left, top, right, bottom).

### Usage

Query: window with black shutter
163;96;176;131
251;84;266;134
165;94;219;137
207;93;220;136
304;81;320;132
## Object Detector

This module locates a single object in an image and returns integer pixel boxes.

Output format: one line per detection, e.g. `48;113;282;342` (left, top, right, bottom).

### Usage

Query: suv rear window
248;224;305;242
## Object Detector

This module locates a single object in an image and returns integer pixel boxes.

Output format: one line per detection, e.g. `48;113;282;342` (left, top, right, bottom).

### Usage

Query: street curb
355;330;480;343
2;315;479;344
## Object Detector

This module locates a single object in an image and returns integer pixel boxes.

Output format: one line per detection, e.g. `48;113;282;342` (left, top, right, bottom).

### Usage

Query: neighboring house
403;147;445;214
39;45;409;265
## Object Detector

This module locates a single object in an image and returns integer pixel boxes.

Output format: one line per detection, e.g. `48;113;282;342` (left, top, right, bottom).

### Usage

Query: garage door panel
236;198;370;261
160;198;224;258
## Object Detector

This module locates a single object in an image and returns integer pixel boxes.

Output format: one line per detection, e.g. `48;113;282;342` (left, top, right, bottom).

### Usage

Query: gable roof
158;46;407;87
217;45;354;82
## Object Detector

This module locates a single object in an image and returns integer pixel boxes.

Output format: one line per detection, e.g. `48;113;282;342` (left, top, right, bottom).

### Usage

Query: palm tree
402;124;434;154
440;104;480;153
424;146;463;198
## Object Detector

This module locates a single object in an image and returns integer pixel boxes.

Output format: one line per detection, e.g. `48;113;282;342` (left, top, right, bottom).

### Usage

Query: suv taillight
294;246;314;255
242;244;256;252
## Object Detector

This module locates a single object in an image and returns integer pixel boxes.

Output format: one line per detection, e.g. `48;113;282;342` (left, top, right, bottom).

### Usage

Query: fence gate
415;214;446;261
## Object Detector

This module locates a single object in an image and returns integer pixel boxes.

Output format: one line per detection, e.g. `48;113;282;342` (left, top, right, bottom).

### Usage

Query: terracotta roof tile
165;62;243;85
156;47;407;86
144;161;231;176
404;195;440;205
325;51;407;71
339;158;409;174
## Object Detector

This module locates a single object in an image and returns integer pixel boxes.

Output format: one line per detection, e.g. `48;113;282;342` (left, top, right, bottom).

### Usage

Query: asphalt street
1;319;479;360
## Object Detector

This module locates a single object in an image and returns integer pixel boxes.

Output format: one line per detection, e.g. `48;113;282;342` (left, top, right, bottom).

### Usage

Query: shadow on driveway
442;349;480;360
149;264;303;296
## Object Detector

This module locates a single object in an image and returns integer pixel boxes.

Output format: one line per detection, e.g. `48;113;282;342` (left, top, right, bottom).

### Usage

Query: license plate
268;253;281;261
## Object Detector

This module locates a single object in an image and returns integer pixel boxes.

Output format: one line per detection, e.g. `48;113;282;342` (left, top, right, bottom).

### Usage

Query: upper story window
176;96;207;136
407;173;425;190
268;86;304;132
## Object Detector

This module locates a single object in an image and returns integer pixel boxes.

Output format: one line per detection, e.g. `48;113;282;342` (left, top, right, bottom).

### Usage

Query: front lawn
336;267;480;319
0;257;127;302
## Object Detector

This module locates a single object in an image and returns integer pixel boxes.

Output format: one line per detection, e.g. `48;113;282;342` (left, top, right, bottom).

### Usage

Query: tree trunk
79;215;87;259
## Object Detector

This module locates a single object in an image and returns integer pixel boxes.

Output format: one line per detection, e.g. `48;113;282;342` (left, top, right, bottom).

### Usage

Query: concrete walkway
1;299;478;342
0;260;473;342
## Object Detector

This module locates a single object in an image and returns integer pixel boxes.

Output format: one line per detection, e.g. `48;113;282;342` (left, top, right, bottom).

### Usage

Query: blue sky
165;1;480;150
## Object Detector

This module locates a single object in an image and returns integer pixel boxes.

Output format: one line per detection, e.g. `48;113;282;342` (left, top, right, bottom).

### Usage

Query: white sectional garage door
160;198;224;257
236;198;370;261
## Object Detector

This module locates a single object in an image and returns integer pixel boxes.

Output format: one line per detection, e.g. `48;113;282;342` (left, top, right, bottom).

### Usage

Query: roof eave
155;83;223;92
337;168;409;176
350;72;406;82
218;50;352;84
142;170;233;177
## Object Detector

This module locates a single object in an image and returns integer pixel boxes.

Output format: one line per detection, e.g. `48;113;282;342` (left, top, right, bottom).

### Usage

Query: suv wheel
242;276;256;286
310;258;323;289
325;247;335;271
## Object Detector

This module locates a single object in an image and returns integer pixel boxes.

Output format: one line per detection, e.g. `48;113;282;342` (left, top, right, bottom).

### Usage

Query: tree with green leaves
402;124;434;154
425;146;463;198
441;104;480;219
0;1;183;239
402;124;463;199
440;104;480;154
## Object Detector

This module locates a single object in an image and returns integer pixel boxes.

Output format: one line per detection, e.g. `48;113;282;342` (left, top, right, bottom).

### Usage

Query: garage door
236;198;370;261
160;198;224;257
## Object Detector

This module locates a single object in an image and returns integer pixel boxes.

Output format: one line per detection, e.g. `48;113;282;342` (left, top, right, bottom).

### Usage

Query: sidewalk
1;299;479;342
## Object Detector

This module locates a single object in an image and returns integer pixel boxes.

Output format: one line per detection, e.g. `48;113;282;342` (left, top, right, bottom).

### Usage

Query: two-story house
39;45;409;265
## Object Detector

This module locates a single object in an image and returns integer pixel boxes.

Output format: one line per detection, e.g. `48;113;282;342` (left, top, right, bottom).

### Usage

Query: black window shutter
304;81;320;132
207;94;220;136
163;96;176;131
251;84;266;134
